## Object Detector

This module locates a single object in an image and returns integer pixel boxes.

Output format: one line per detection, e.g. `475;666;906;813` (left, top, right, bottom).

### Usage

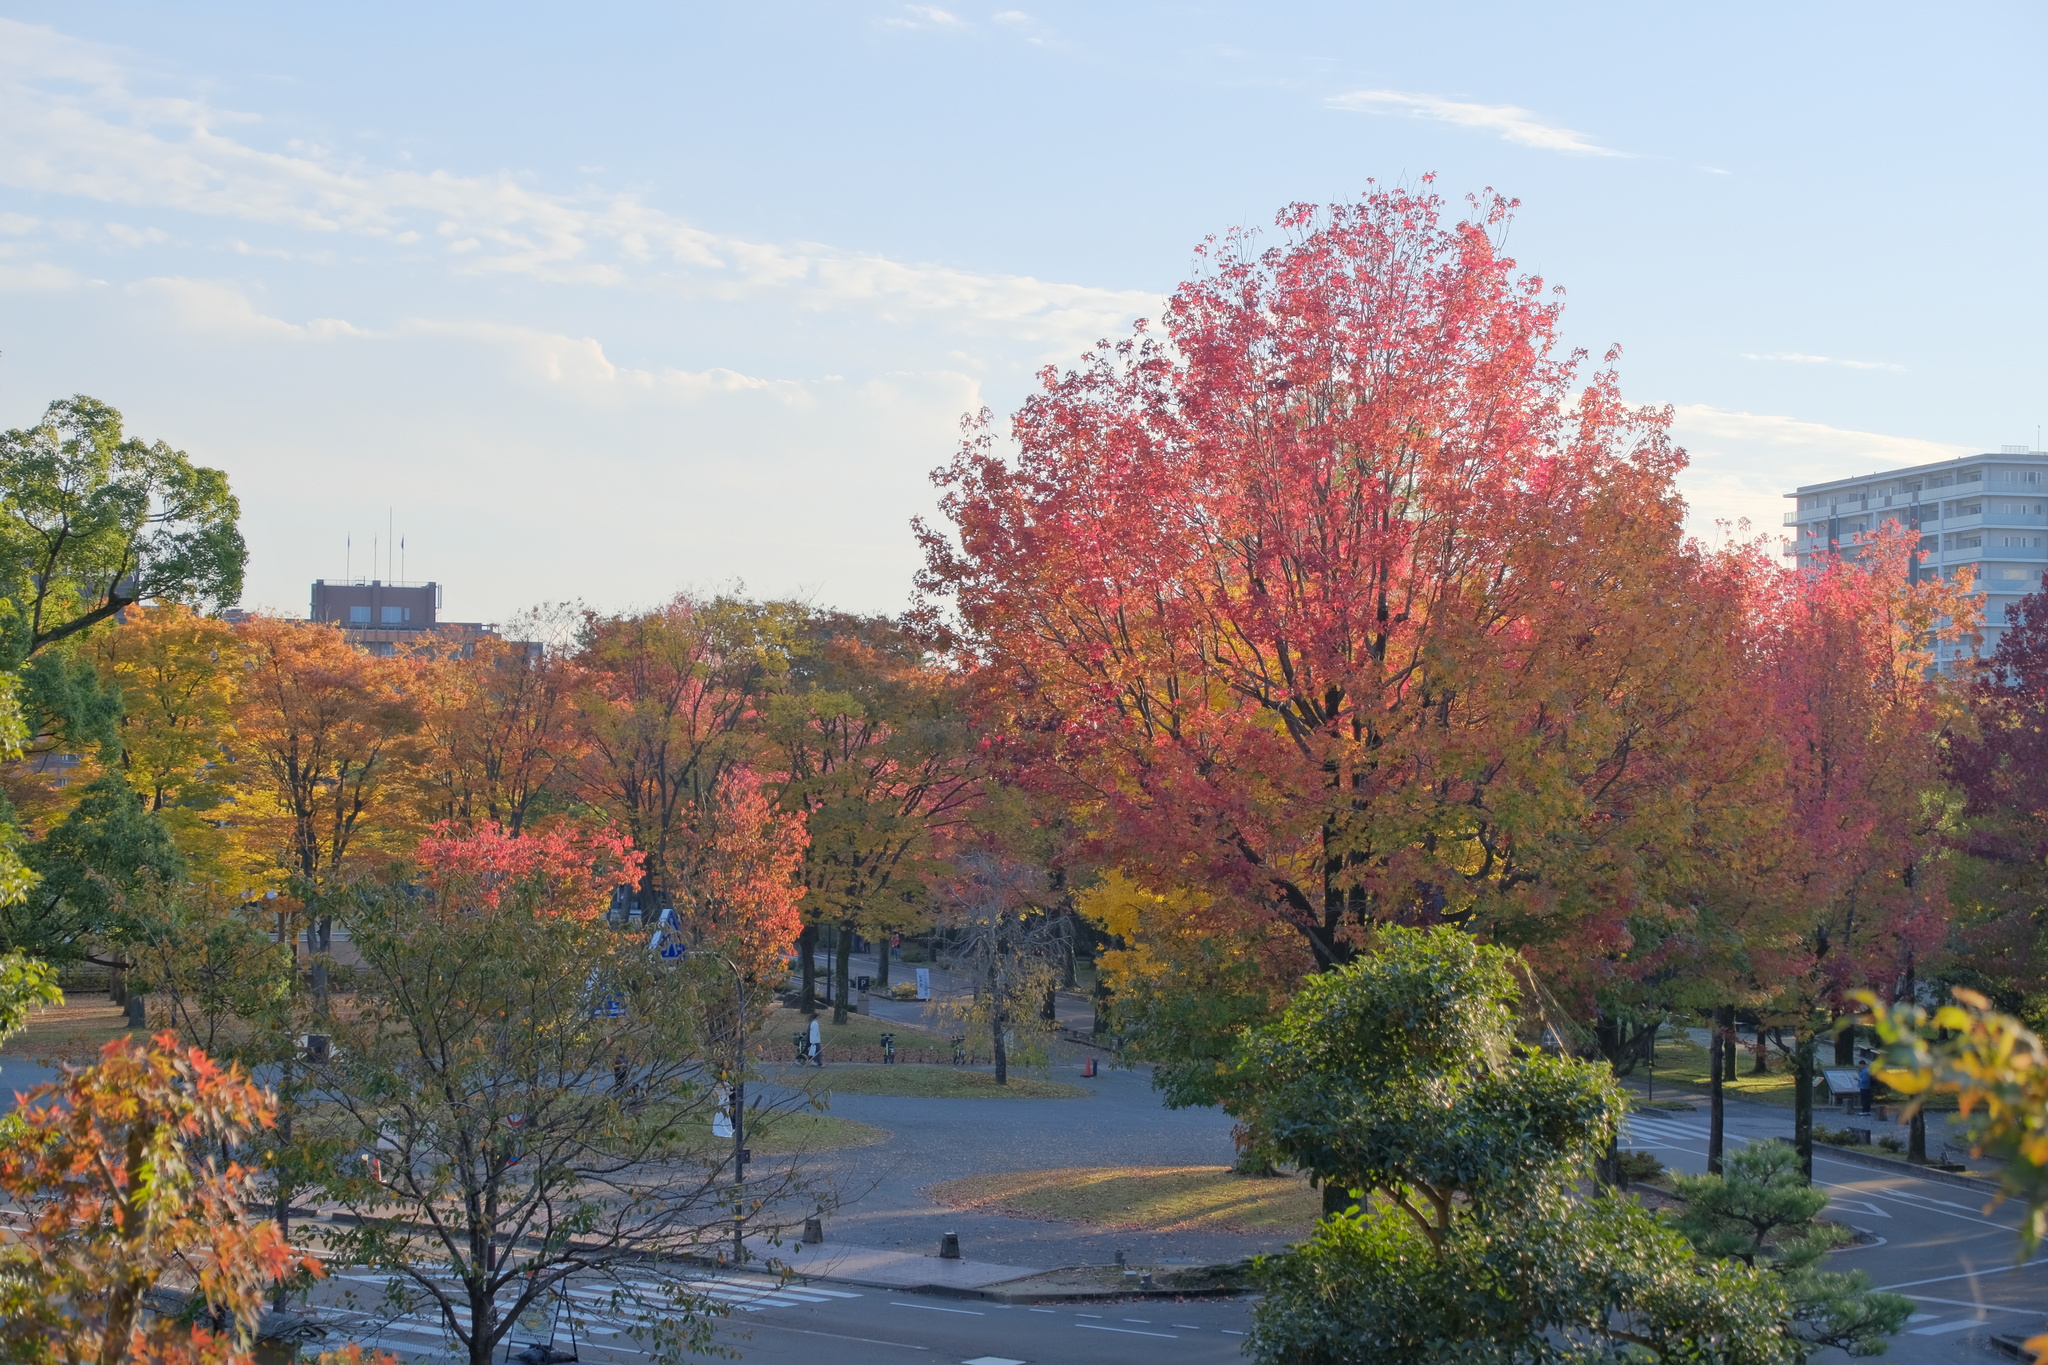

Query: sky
0;2;2042;625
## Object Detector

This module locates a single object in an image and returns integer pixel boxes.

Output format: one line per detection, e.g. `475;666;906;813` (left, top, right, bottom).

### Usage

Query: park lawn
795;1064;1087;1100
1644;1034;1799;1107
930;1165;1320;1235
673;1109;889;1155
752;1004;950;1063
0;998;139;1063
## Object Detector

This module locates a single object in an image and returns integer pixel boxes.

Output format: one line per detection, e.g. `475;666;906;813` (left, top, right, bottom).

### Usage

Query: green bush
1876;1135;1904;1153
1617;1149;1665;1182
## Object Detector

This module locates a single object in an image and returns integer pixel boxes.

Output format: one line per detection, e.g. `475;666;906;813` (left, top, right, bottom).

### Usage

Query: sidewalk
760;1236;1044;1292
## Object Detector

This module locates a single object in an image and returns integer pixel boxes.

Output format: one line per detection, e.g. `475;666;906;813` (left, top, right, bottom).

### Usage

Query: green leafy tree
0;773;181;971
1675;1141;1911;1355
0;396;245;660
1226;925;1854;1364
310;827;832;1365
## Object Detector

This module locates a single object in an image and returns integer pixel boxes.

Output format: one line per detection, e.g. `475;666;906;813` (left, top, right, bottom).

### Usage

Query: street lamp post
650;913;753;1265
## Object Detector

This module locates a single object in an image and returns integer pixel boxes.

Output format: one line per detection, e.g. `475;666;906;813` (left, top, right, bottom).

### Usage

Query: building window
349;606;371;623
1958;503;1982;516
381;606;409;624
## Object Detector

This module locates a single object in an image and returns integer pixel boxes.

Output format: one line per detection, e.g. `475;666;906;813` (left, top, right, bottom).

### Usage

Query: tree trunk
1721;1007;1738;1082
1834;1014;1855;1065
1321;1180;1354;1216
990;950;1007;1086
875;937;890;990
798;923;818;1015
833;921;853;1026
109;963;127;1007
1708;1009;1727;1175
1794;1029;1816;1182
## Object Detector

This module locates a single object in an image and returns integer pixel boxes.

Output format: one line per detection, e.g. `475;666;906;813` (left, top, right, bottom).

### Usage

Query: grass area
1637;1033;1959;1112
1645;1034;1798;1107
0;998;140;1063
752;1004;952;1064
929;1165;1320;1235
790;1064;1088;1100
673;1109;889;1155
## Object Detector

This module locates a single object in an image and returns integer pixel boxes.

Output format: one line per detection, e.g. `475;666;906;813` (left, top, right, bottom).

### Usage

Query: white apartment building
1786;447;2048;663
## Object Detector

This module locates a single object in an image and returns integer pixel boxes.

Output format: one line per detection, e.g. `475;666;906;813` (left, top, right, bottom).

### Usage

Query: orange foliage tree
673;767;805;980
570;597;794;914
410;620;585;836
230;618;420;1000
0;1034;320;1365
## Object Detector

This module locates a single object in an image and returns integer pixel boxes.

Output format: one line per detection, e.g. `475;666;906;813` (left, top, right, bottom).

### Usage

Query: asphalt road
307;1269;1256;1365
1625;1099;2045;1361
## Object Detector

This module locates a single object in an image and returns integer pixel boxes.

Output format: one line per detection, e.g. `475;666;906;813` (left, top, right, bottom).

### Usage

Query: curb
1813;1144;2003;1196
801;1274;1249;1305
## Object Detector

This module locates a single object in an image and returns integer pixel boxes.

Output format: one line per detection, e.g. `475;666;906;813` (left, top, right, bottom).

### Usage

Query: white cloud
0;19;1155;349
1668;403;1971;544
880;5;970;31
1741;351;1907;372
121;276;828;407
1326;90;1627;157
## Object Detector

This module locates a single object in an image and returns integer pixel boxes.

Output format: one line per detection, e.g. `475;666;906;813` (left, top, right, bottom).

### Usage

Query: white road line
1879;1258;2048;1291
1906;1295;2036;1314
1078;1323;1176;1338
889;1301;984;1315
1909;1319;1987;1336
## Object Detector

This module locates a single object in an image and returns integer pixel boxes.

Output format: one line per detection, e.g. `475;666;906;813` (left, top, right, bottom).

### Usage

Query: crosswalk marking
1909;1318;1985;1336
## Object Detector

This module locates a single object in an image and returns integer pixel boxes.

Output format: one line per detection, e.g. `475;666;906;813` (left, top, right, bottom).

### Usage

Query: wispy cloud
879;5;969;30
1742;352;1907;373
1326;89;1627;157
0;19;1155;348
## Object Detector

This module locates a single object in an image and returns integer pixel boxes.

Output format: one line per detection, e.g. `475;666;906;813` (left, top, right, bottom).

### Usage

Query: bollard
1140;1272;1154;1290
803;1217;824;1245
125;995;146;1029
1113;1249;1125;1268
939;1232;961;1259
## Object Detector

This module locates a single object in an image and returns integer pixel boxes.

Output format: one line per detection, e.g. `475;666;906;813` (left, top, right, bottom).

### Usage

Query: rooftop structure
309;579;537;659
1786;447;2047;664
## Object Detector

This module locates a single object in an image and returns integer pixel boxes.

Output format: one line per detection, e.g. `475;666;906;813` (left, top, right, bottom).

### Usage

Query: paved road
1625;1098;2045;1361
306;1268;1256;1364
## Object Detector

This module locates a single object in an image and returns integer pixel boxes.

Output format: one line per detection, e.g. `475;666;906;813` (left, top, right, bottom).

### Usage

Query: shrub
1618;1150;1666;1182
1876;1135;1904;1153
890;982;920;1001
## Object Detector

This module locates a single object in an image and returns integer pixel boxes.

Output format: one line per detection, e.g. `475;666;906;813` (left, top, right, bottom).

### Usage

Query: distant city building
309;579;537;658
1786;447;2048;663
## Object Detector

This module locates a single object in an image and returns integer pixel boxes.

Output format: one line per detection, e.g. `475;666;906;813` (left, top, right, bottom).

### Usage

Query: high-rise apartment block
1786;447;2047;661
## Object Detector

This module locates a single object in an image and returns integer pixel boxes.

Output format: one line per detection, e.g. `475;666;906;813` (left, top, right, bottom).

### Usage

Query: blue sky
0;2;2041;623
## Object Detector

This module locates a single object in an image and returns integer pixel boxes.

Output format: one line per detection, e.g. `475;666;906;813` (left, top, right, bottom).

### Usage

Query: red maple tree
920;183;1728;983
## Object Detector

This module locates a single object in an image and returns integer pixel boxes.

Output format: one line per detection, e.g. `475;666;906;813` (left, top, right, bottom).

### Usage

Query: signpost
915;967;932;1001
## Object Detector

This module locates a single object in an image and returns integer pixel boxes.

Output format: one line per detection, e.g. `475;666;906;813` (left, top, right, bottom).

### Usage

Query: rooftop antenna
388;507;394;581
372;534;378;582
345;534;351;582
401;534;406;584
